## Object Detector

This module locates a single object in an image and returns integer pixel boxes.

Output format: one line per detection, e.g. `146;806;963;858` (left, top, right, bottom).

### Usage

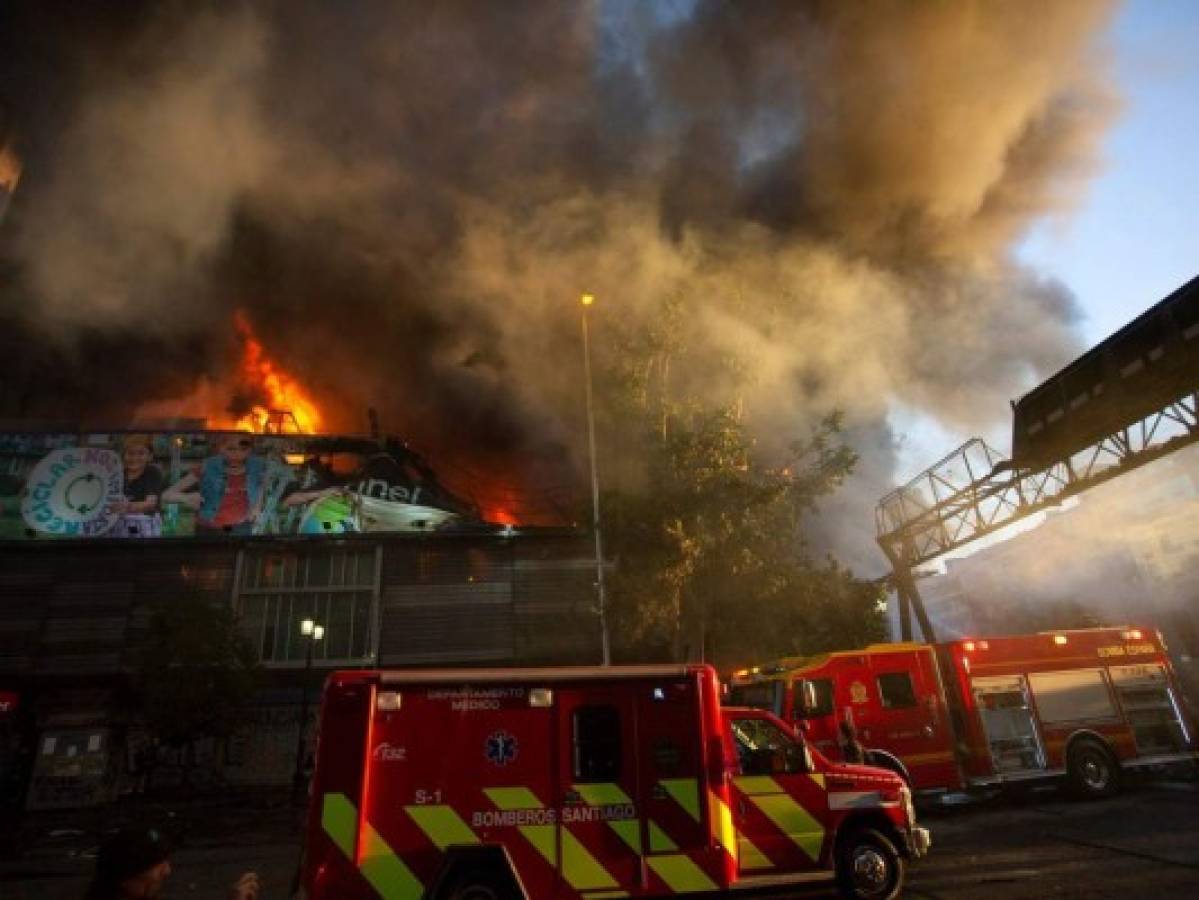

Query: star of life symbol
485;730;519;767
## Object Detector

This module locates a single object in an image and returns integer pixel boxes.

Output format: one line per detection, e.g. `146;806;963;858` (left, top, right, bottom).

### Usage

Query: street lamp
293;617;324;802
580;292;611;665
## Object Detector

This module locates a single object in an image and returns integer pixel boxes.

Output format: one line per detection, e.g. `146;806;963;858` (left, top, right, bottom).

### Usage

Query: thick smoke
0;0;1119;567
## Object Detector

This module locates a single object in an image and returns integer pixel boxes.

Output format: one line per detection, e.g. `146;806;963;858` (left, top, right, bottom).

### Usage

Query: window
236;546;380;665
727;682;783;715
573;705;621;782
792;678;834;719
877;672;917;709
730;717;808;775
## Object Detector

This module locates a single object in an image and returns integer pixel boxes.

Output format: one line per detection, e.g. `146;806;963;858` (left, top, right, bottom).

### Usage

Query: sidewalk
1;791;303;900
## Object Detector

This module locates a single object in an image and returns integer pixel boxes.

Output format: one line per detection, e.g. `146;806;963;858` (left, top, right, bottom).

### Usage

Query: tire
443;867;520;900
835;827;906;900
1067;739;1120;800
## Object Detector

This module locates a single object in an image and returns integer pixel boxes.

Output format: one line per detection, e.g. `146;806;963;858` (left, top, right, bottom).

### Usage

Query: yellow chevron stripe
359;819;425;900
321;792;358;859
484;786;544;810
659;779;701;821
608;819;642;854
707;791;738;860
403;805;479;849
574;783;633;805
647;853;718;892
321;793;424;900
648;819;678;852
736;835;773;870
747;794;824;861
561;829;620;890
733;775;783;796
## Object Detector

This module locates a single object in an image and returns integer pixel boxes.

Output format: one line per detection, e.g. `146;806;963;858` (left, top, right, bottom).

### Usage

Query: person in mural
109;434;164;538
85;824;260;899
162;434;267;535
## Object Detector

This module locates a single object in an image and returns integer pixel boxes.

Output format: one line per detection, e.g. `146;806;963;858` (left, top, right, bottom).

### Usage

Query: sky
892;0;1199;484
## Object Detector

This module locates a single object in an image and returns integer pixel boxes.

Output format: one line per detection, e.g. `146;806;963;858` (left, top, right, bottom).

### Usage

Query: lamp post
580;292;611;665
292;617;324;803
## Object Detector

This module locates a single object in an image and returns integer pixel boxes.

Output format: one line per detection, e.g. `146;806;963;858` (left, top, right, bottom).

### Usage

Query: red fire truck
299;664;930;900
727;626;1197;800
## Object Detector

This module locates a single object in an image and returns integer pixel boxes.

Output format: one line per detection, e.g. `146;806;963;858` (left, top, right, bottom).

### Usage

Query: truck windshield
727;681;783;715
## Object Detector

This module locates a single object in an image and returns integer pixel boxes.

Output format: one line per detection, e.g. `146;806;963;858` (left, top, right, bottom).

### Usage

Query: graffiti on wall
0;431;480;541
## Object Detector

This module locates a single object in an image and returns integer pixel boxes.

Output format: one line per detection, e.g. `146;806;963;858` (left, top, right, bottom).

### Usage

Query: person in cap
86;825;260;899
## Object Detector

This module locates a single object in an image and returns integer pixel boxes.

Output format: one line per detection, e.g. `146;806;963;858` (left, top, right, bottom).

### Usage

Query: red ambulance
299;664;930;900
727;626;1198;800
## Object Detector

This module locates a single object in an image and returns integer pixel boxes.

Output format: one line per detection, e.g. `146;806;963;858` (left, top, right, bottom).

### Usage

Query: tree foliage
599;298;885;666
136;595;259;749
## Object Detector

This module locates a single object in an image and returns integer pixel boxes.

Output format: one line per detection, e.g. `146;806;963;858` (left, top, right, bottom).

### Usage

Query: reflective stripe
736;835;773;870
404;805;479;849
807;773;826;791
574;783;633;805
746;793;824;861
359;819;425;900
659;779;701;821
485;786;545;810
734;775;782;796
573;783;640;852
320;794;425;900
322;792;358;859
707;791;738;861
608;819;642;854
647;853;719;892
562;830;620;890
648;820;678;852
485;786;620;892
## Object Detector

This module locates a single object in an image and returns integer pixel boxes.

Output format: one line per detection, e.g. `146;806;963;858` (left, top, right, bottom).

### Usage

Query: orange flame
231;311;323;434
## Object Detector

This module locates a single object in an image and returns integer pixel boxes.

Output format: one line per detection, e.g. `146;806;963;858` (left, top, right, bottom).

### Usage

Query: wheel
444;867;520;900
835;827;906;900
1067;739;1120;800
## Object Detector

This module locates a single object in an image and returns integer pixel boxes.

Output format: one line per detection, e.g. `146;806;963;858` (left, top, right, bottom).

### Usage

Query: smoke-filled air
0;0;1120;571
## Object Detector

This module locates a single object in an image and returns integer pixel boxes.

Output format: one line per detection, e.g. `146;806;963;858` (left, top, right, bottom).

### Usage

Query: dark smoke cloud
0;0;1119;568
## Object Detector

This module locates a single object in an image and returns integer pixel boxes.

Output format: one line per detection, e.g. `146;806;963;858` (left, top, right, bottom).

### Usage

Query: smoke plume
0;1;1119;568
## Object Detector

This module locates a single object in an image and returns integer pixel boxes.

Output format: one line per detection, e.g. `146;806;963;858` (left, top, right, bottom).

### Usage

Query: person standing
85;825;260;899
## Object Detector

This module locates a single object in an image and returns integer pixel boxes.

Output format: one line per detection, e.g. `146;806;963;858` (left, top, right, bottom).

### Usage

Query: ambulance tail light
963;640;990;653
376;691;402;711
529;688;554;707
1053;635;1068;646
1123;629;1143;641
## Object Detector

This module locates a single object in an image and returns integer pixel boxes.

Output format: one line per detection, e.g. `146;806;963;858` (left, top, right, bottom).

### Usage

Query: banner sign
0;431;479;541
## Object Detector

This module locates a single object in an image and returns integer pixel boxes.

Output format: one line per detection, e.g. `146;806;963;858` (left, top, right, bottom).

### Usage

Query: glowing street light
580;292;611;665
293;616;325;803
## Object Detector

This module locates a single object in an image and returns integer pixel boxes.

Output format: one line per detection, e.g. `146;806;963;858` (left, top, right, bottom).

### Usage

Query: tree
135;594;259;776
600;298;885;665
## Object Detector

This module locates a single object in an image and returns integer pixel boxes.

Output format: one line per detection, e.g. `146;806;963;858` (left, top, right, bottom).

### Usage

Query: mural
0;431;481;540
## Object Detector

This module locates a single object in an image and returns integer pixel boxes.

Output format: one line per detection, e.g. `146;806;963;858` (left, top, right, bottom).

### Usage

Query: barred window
236;546;380;665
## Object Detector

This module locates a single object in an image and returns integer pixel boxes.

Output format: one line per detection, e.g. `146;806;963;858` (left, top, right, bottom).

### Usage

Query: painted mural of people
162;434;267;535
109;434;164;538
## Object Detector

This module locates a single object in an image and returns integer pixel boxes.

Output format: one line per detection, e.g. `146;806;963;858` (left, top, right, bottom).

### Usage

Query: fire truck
726;627;1198;800
299;664;930;900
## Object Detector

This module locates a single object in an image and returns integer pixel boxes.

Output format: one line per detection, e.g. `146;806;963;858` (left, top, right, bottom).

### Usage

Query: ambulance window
877;672;917;709
573;705;621;782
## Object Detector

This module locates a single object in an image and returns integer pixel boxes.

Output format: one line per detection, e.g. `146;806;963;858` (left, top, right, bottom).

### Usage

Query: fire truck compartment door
971;675;1045;773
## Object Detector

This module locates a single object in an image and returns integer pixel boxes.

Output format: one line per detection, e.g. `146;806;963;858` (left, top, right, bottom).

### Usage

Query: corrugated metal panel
379;581;514;666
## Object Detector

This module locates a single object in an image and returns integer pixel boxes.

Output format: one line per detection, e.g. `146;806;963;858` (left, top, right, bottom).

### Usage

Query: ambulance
299;664;930;900
727;626;1198;800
